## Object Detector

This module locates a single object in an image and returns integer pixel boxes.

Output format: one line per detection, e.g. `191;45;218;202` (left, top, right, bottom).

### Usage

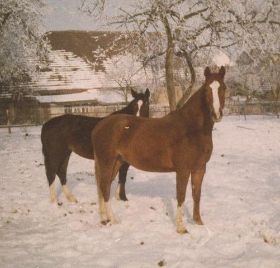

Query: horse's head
204;66;226;123
130;88;150;117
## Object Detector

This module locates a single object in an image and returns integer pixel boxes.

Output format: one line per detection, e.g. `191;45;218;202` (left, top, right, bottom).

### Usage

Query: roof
46;31;129;72
35;89;129;104
32;49;117;92
31;31;155;104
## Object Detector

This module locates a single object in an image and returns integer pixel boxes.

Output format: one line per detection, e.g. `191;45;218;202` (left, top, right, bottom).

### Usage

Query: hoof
101;220;110;225
194;218;204;225
50;197;57;203
116;192;128;201
116;195;128;202
101;219;119;225
120;195;128;202
115;183;129;201
70;198;78;203
176;226;189;234
66;195;78;203
110;218;120;225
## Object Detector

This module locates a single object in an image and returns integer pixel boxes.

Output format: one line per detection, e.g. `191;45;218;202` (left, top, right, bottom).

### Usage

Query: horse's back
41;114;102;159
92;114;180;171
42;114;101;138
92;114;153;144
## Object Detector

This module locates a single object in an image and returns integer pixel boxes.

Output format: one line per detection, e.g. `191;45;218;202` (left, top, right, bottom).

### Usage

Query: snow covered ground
0;116;279;268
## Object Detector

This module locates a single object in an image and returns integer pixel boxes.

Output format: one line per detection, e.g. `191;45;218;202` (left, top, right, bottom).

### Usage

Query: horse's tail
41;123;53;184
41;124;48;168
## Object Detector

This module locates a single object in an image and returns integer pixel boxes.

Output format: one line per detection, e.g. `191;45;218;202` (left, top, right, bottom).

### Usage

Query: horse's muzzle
212;109;223;122
213;116;222;123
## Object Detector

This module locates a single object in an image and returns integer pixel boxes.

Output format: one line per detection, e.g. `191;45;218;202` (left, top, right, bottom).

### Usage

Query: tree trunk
124;87;128;103
162;16;176;111
274;83;280;118
176;50;196;108
6;109;11;134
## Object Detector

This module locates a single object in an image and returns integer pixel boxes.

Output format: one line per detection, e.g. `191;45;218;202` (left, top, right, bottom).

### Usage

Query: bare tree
99;52;157;102
81;0;280;111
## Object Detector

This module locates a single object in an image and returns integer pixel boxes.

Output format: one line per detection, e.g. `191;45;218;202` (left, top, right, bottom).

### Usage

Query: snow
212;50;233;67
36;89;125;104
33;50;154;104
0;116;280;267
33;50;117;92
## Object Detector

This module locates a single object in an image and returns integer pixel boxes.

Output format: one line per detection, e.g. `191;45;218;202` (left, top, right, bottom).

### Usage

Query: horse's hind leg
95;156;121;224
46;166;57;203
116;162;129;201
42;147;57;203
95;158;107;223
103;159;122;224
57;152;78;203
191;167;205;225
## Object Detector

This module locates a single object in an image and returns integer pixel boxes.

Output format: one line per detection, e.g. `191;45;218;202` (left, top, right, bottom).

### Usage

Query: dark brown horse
41;89;150;203
92;66;226;233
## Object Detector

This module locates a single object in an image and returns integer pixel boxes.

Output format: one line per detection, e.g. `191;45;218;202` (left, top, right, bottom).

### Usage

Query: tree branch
181;7;209;22
0;11;12;31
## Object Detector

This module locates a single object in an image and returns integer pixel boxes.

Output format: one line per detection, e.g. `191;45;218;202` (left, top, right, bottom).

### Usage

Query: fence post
6;109;11;134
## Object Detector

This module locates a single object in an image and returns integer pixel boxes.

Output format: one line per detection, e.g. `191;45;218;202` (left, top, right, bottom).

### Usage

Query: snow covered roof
35;89;126;104
46;31;129;72
29;31;154;104
31;49;118;92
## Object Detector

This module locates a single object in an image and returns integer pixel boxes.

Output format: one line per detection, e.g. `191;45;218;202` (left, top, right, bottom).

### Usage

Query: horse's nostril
212;112;222;122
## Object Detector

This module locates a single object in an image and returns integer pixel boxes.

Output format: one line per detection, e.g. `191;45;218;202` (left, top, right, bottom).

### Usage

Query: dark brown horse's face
204;66;226;123
131;88;150;117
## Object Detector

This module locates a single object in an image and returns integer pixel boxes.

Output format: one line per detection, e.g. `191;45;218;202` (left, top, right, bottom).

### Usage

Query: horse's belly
121;148;174;172
69;143;94;159
131;162;174;173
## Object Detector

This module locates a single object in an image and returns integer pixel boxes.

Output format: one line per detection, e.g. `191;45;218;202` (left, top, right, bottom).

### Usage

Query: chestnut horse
41;89;150;203
92;67;226;234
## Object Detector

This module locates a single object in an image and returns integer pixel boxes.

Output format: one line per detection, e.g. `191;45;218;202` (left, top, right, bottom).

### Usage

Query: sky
42;0;233;66
43;0;128;31
43;0;103;31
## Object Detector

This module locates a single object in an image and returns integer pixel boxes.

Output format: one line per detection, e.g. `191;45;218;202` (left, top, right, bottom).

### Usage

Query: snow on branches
0;0;49;90
82;0;280;109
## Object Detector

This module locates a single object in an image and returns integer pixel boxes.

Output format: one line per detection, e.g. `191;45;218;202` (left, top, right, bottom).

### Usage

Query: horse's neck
113;103;134;115
177;87;213;134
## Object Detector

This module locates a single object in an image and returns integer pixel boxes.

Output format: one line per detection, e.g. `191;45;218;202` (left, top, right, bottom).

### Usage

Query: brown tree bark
162;15;177;111
176;50;196;108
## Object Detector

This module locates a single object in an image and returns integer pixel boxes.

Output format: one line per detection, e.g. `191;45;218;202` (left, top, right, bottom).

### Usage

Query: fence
224;101;280;117
1;101;280;127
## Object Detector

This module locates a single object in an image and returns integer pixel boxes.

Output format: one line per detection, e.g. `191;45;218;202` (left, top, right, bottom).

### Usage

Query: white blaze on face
136;100;143;116
209;80;221;119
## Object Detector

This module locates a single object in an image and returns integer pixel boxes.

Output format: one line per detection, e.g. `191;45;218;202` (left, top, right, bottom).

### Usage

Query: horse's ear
219;66;226;79
204;67;211;78
131;89;138;98
145;88;150;98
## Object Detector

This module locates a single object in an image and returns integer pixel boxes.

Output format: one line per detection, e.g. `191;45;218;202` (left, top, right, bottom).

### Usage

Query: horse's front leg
191;166;206;225
116;162;129;201
175;170;190;234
